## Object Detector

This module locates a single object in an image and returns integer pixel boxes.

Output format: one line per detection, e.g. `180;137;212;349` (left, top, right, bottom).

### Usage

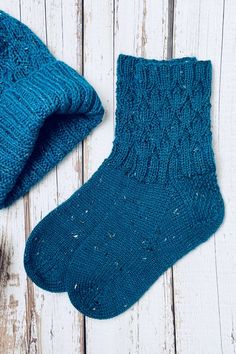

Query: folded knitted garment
0;11;104;208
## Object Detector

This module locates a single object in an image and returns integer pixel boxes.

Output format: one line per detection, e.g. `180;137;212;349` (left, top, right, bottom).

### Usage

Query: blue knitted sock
65;55;225;319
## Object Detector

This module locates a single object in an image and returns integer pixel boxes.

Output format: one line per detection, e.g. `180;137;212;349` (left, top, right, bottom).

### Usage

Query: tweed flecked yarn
24;162;123;292
0;11;104;208
65;55;224;319
24;55;224;319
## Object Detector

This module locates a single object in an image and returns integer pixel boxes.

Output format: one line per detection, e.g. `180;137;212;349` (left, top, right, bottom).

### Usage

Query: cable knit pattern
0;11;104;208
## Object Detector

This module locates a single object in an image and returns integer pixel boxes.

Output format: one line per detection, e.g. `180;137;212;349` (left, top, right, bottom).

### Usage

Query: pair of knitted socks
25;54;224;319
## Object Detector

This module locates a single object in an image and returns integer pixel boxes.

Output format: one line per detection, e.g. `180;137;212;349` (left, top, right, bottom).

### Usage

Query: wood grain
0;3;28;354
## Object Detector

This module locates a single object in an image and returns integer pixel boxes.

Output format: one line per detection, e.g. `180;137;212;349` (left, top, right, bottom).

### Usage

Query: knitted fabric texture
0;11;104;208
65;55;224;319
24;55;224;319
24;162;123;292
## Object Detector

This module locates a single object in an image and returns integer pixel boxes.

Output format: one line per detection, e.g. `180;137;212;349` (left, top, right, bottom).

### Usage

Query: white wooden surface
0;1;235;353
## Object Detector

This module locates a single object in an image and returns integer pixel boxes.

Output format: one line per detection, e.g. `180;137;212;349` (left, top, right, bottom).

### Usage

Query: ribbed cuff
117;54;211;94
0;60;104;208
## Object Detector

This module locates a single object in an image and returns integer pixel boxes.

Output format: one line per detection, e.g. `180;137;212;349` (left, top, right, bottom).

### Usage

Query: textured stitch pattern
0;11;104;208
111;55;214;182
64;55;224;319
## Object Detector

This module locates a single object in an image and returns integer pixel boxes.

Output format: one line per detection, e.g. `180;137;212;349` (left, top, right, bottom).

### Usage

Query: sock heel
181;172;224;235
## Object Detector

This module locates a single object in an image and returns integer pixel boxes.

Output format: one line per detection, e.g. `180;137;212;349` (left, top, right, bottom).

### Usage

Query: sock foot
24;162;125;291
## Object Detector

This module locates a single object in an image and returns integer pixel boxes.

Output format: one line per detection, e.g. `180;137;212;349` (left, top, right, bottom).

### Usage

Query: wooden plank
21;0;84;353
0;3;30;354
82;0;114;177
84;1;175;353
20;1;60;353
214;0;236;352
172;1;225;353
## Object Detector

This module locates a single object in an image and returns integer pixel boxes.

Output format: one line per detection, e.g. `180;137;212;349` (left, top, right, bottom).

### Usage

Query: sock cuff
112;55;215;183
117;54;211;93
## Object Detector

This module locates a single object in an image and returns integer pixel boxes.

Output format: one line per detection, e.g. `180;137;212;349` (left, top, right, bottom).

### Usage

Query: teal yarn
24;162;123;292
0;11;104;208
24;55;224;319
66;55;224;319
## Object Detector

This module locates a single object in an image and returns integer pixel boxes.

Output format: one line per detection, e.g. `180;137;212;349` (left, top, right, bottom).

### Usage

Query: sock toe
24;190;92;292
24;211;80;292
65;214;145;319
67;268;138;319
66;257;122;319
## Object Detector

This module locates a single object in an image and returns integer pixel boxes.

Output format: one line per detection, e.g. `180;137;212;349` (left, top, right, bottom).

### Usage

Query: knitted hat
0;11;104;208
